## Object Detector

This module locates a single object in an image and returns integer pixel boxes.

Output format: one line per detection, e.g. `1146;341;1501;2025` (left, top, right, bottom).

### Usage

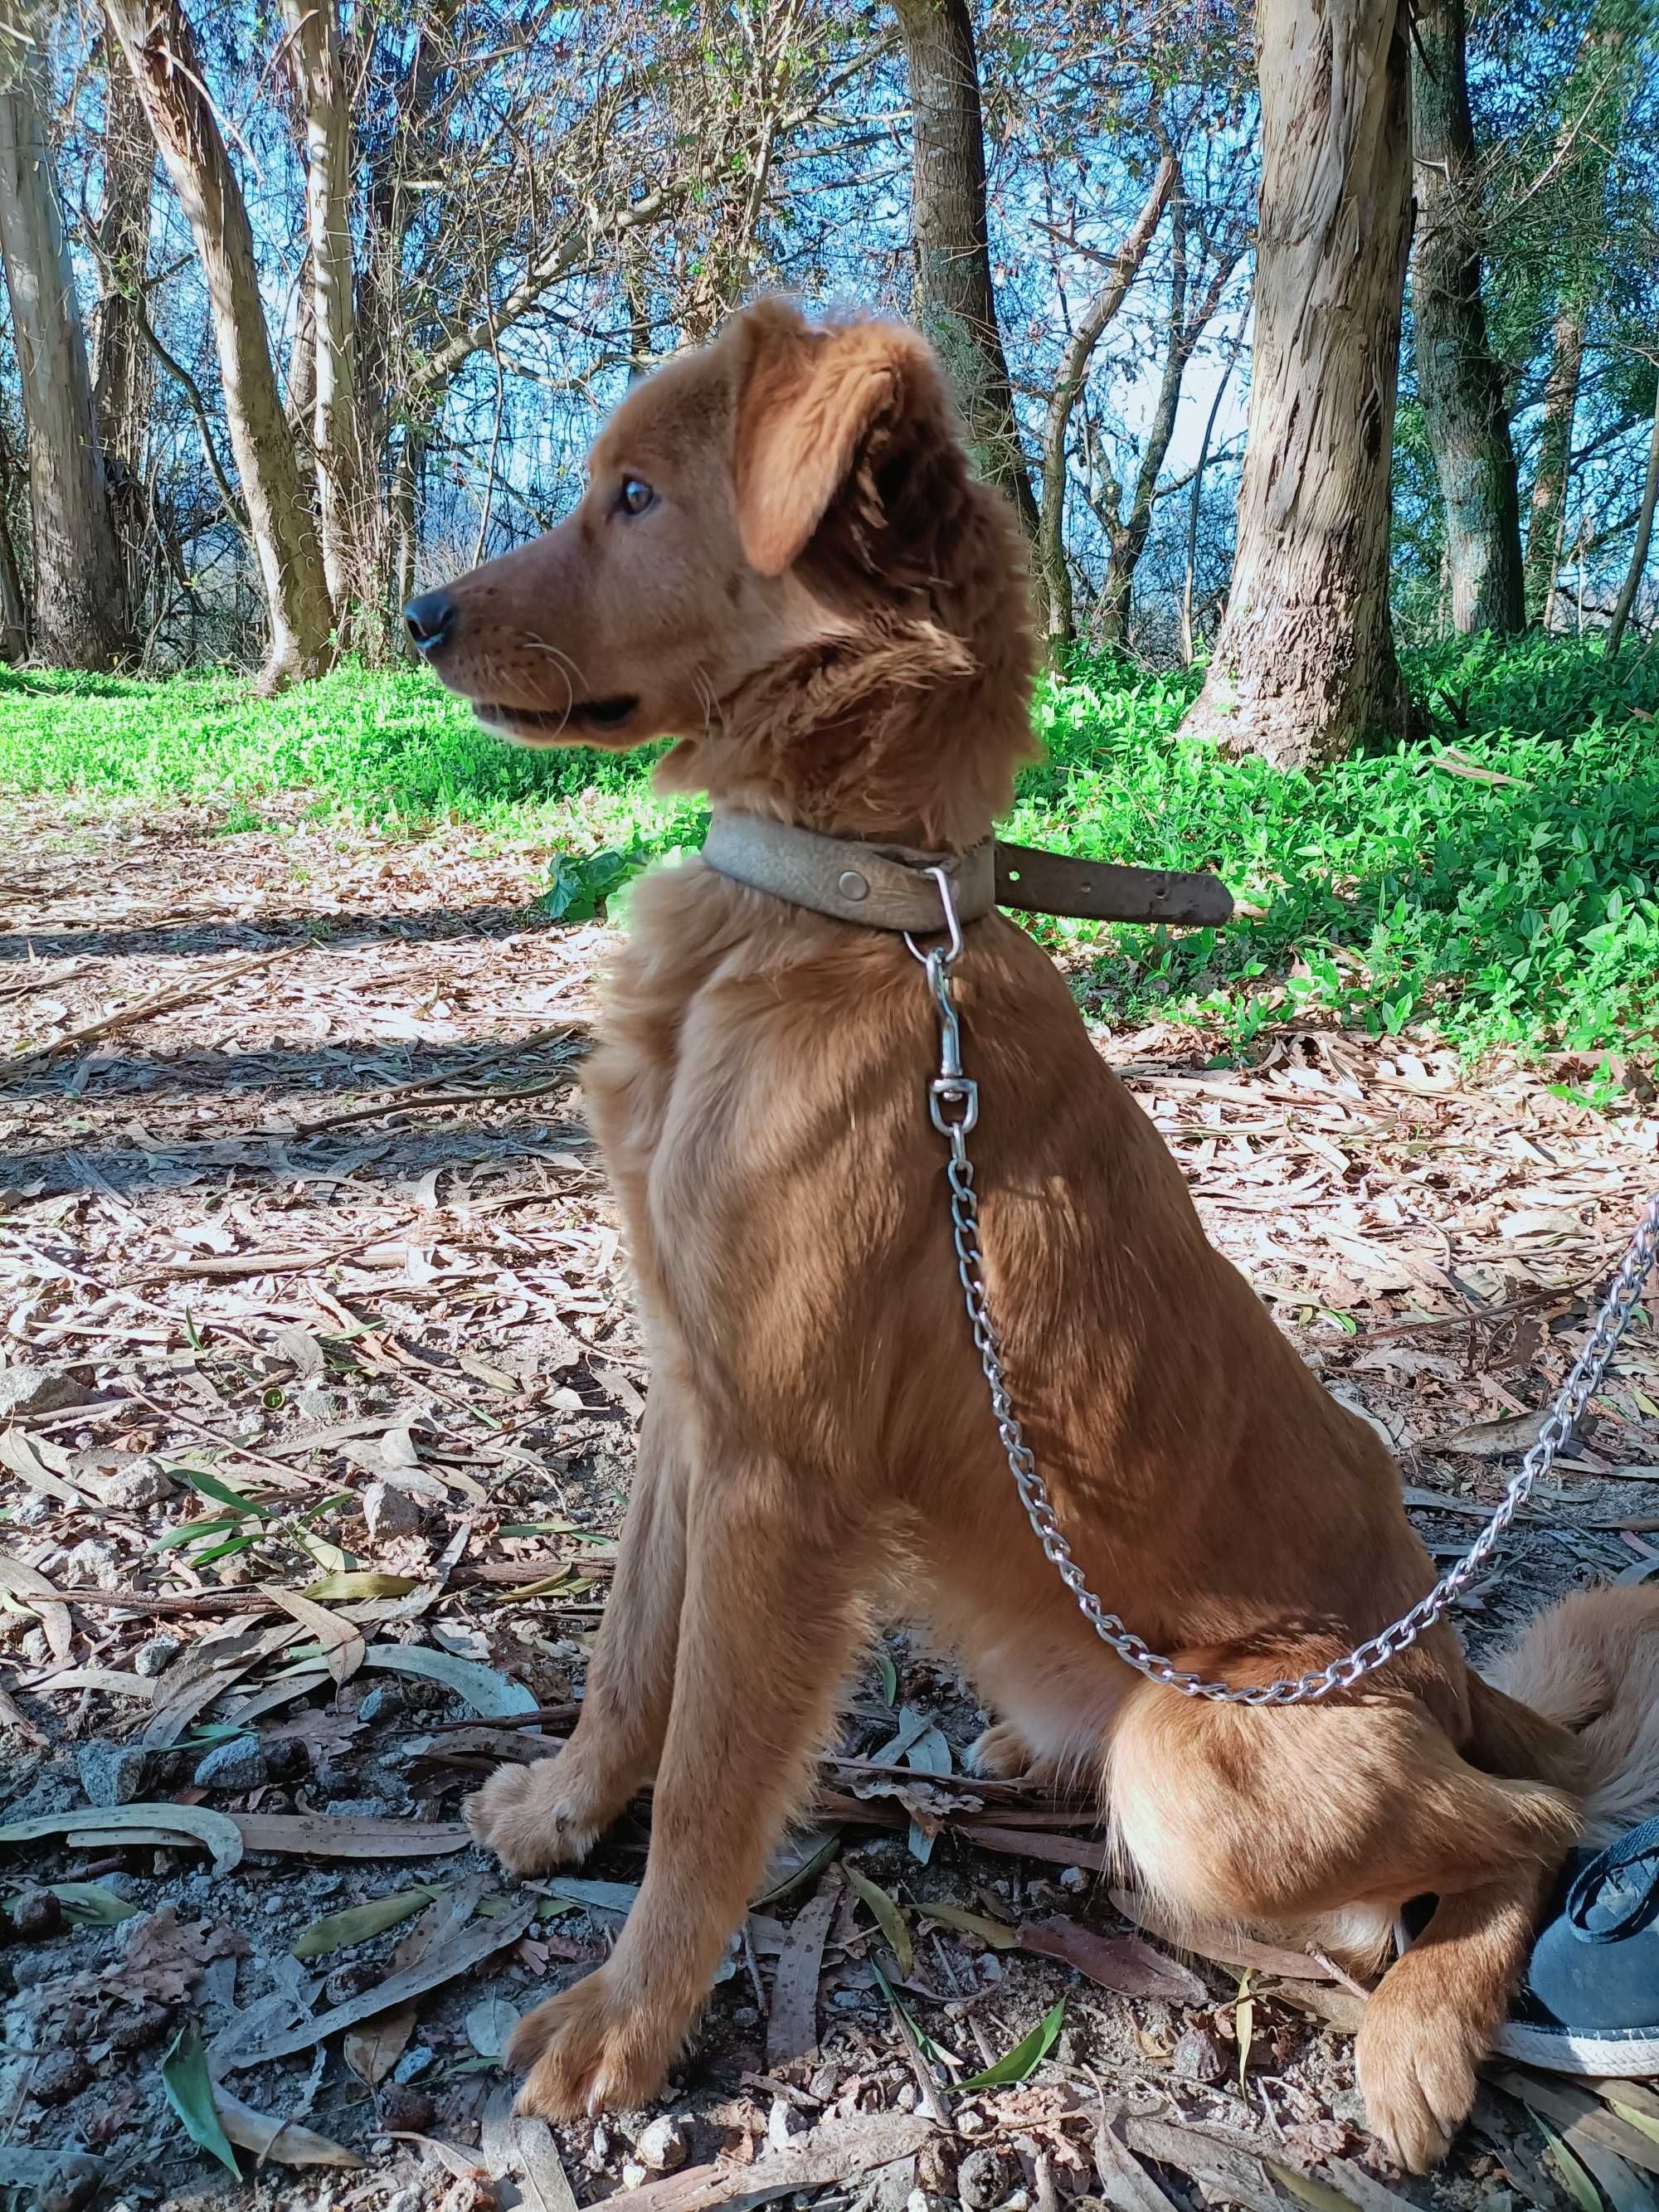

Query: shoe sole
1496;2019;1659;2076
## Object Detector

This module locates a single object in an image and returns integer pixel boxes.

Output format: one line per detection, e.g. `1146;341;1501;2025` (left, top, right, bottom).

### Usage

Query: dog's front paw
1356;1979;1484;2173
968;1719;1043;1782
510;1966;685;2121
465;1756;603;1876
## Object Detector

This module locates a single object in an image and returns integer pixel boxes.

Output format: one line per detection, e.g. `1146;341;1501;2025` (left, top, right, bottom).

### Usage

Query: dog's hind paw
1355;1983;1484;2172
968;1720;1044;1782
465;1756;603;1876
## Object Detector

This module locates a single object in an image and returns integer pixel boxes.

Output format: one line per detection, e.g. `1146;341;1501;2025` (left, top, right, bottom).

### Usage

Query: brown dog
409;299;1659;2171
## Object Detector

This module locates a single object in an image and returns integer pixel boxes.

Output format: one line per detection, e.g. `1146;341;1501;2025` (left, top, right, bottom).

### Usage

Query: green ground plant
5;634;1657;1066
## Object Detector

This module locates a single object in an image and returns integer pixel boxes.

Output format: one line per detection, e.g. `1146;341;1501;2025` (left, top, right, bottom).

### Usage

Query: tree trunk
1523;304;1582;629
282;0;368;634
1603;370;1659;657
104;0;334;688
1036;152;1176;651
90;45;152;473
1096;192;1242;649
0;10;131;668
91;43;153;640
1180;0;1414;767
1409;0;1523;635
893;0;1040;558
0;411;28;659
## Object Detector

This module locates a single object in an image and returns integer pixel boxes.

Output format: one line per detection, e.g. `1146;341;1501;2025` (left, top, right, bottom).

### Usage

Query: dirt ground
2;793;1657;2212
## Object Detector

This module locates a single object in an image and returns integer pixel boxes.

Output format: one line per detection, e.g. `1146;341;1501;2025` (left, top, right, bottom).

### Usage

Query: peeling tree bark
1410;0;1523;635
282;0;369;635
104;0;333;689
0;7;130;668
1180;0;1414;767
893;0;1040;565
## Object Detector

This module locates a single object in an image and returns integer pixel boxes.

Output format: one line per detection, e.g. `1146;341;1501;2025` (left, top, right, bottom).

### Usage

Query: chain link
907;873;1659;1706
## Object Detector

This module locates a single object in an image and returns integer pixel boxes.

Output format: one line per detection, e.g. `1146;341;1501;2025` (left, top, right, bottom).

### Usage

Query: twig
4;946;293;1075
287;1023;587;1135
285;1071;577;1139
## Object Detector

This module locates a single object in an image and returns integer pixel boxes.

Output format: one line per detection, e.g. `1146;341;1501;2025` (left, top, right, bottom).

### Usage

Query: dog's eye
618;477;655;517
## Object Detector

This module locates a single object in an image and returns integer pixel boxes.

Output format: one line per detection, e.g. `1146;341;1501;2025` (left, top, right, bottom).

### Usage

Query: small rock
830;1989;868;2010
808;2064;839;2103
1058;1865;1088;1894
363;1480;423;1539
588;2122;611;2167
356;1682;406;1724
767;2098;802;2153
100;1461;172;1512
392;2045;435;2083
10;1889;63;1941
30;2049;92;2105
262;1735;311;1782
192;1738;269;1793
895;2083;917;2112
11;1492;54;1529
978;1954;1002;1981
1172;2024;1228;2084
0;1369;90;1418
960;2141;1013;2212
133;1633;184;1679
956;2107;986;2137
323;1796;391;1820
383;2192;422;2212
76;1739;149;1808
377;2083;435;2132
325;1959;381;2005
635;2116;688;2174
731;2004;760;2028
621;2166;647;2190
37;2161;102;2212
57;1539;120;1590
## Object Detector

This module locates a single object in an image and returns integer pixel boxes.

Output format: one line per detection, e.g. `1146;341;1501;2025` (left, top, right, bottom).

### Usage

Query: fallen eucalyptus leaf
216;2088;364;2171
227;1897;540;2065
290;1885;440;1959
1019;1915;1204;2001
917;1900;1017;1948
301;1571;421;1602
47;1879;140;1926
363;1642;536;1716
465;1996;520;2059
161;2020;241;2177
954;1996;1066;2090
844;1864;912;1976
0;1802;242;1873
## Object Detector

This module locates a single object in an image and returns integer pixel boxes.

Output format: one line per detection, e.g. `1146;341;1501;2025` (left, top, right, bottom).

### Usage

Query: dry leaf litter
1;795;1656;2212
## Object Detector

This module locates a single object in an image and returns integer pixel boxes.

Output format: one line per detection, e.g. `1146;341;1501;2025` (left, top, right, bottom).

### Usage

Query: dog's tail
1481;1585;1659;1844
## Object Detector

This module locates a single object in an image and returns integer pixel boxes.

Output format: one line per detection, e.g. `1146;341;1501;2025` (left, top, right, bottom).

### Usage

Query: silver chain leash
907;868;1659;1707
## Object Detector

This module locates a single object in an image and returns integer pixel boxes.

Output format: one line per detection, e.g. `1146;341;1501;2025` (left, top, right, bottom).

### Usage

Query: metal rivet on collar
837;869;869;901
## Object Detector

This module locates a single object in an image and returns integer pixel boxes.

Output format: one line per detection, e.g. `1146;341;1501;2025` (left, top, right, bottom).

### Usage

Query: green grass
5;634;1658;1068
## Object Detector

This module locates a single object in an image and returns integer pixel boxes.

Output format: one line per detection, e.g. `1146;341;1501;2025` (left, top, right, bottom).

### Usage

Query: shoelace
1565;1812;1659;1944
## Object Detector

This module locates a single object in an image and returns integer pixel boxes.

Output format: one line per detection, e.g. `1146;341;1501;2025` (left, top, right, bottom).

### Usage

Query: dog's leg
1356;1865;1554;2172
468;1384;691;1874
508;1452;873;2121
1107;1667;1579;2173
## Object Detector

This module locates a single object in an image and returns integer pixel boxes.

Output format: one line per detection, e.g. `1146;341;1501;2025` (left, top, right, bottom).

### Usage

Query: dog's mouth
474;696;640;742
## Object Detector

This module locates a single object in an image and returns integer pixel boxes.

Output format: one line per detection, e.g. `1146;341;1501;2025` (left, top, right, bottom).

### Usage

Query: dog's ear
730;304;911;577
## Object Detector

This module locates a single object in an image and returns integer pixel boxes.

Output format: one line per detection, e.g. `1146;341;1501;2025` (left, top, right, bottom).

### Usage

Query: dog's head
408;299;1036;843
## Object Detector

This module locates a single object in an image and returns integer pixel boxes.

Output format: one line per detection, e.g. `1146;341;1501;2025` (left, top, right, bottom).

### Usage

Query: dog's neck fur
655;429;1040;854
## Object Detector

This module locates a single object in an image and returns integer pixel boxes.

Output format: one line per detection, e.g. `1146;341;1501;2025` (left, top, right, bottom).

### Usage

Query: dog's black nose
404;590;459;657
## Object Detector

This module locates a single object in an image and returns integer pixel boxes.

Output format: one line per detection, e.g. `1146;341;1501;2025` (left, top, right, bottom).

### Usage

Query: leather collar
700;810;1233;933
